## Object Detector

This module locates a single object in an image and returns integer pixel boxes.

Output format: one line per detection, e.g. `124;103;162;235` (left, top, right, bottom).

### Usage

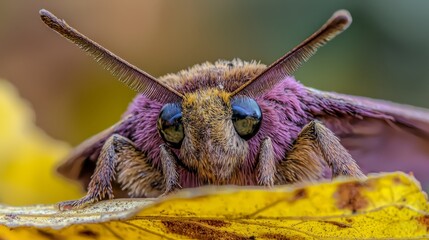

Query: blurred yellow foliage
0;80;82;205
0;172;428;239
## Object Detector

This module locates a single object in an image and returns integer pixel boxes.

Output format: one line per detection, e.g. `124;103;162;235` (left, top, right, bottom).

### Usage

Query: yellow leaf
0;80;82;205
1;172;428;239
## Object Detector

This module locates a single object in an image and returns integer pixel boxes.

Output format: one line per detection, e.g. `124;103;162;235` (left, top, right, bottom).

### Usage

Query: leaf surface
1;172;428;239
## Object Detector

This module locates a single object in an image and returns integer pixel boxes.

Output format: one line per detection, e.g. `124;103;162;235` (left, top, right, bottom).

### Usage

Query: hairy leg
256;138;276;186
58;134;175;210
310;121;365;178
159;144;181;195
275;120;365;184
115;139;165;198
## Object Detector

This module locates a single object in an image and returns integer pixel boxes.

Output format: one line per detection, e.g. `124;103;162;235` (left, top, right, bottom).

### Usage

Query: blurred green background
0;0;428;145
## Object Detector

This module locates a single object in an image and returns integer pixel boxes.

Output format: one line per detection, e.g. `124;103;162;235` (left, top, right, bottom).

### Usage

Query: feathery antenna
39;9;183;103
231;10;352;98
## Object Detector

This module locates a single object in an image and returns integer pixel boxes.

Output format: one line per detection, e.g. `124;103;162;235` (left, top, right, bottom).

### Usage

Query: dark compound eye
231;96;262;140
157;103;184;148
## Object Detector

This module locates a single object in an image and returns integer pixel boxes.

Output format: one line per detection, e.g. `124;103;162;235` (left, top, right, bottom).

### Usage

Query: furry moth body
39;9;429;210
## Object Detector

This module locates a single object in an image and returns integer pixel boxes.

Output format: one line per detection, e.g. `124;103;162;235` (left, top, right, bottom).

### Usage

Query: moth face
156;88;262;181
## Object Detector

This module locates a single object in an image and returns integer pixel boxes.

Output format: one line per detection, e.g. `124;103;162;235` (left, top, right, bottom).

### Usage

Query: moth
39;9;429;210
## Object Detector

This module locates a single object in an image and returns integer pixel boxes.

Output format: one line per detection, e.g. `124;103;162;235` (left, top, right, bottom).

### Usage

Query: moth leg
275;120;365;184
310;120;365;178
58;134;164;210
256;137;276;186
159;144;181;196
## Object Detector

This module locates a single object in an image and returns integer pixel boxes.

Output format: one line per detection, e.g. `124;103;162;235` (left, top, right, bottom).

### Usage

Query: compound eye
231;97;262;140
157;103;184;148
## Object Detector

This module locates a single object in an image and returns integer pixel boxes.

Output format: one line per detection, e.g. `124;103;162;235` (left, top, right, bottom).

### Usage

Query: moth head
165;89;258;180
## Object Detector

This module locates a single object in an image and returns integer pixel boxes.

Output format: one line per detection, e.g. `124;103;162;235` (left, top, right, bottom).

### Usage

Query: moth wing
57;125;113;178
319;91;429;132
311;89;429;188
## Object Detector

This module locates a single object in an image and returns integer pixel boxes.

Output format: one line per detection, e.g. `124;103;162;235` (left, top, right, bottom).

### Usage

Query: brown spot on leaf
290;189;307;202
335;182;368;212
36;229;62;240
417;215;429;230
162;220;248;240
78;229;99;238
322;220;350;228
392;176;402;185
197;220;230;227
